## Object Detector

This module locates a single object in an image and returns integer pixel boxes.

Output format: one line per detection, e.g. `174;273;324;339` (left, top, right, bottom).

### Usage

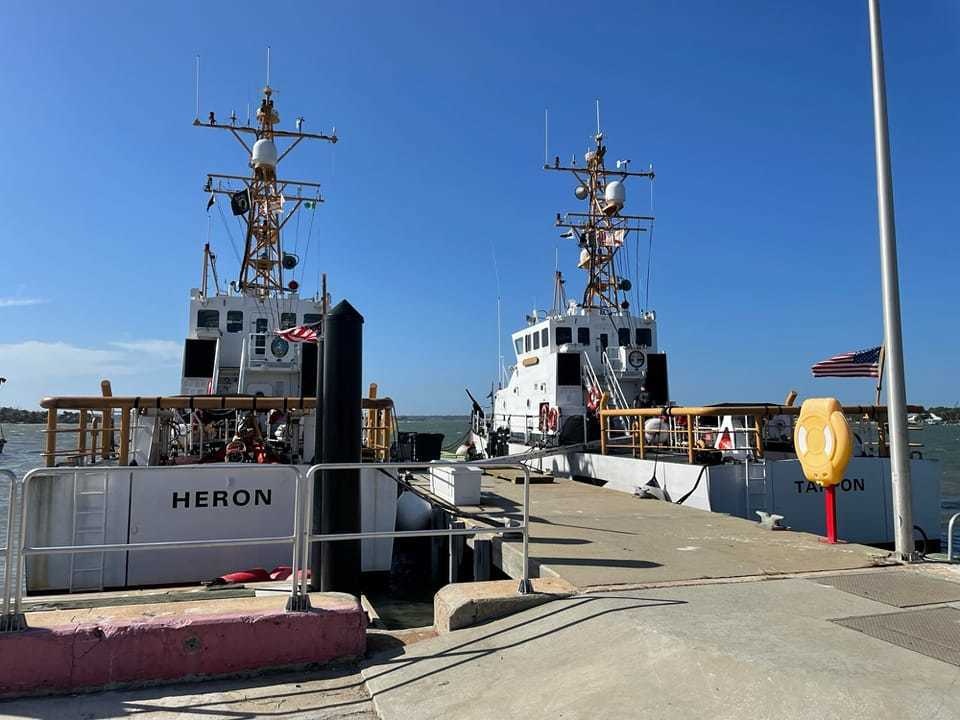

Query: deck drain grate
809;571;960;607
833;607;960;667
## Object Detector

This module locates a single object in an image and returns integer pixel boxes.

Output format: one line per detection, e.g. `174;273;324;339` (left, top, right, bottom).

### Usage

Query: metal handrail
1;470;18;631
1;464;306;630
948;512;960;562
2;459;534;630
292;460;533;606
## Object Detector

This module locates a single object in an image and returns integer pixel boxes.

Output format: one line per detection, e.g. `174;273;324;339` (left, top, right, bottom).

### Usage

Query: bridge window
255;318;268;334
556;326;572;345
280;312;297;330
636;327;652;347
304;313;322;325
525;334;532;352
226;311;243;333
533;331;540;350
577;327;590;345
515;338;523;354
197;309;220;329
541;328;549;347
599;333;608;350
618;328;631;346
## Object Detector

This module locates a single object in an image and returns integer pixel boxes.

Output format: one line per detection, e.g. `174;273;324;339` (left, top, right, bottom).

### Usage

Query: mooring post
312;300;363;594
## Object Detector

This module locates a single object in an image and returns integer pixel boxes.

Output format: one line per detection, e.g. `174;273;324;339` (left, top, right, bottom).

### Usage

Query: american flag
275;321;322;343
811;346;882;378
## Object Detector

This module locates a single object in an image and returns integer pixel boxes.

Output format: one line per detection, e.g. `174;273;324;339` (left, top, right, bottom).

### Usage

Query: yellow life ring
794;398;852;487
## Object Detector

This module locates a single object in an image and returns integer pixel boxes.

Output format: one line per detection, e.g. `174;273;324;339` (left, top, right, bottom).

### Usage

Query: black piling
310;300;364;595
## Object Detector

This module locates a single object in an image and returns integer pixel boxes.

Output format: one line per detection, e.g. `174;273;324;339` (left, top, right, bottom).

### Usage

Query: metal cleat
755;511;786;531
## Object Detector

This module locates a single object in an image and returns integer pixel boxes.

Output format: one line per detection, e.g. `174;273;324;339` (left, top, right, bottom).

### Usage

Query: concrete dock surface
363;573;960;720
467;474;891;588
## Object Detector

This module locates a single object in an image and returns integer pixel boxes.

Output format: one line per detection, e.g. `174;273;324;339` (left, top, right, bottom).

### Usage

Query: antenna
544;109;549;167
595;99;601;136
194;55;200;120
266;46;271;86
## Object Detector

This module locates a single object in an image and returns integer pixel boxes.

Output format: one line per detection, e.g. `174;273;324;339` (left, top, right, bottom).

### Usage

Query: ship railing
598;402;916;463
37;391;396;467
0;459;533;632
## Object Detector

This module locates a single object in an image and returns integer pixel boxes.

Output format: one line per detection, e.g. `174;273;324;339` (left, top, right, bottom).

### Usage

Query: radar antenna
545;121;654;311
194;61;337;299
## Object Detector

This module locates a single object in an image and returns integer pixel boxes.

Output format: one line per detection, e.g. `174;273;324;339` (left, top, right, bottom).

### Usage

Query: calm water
2;420;958;554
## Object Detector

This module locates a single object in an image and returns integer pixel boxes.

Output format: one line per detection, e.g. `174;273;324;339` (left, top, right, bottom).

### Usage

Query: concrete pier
462;474;891;589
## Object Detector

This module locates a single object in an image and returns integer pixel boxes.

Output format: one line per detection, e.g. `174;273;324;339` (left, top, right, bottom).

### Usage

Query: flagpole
867;0;915;562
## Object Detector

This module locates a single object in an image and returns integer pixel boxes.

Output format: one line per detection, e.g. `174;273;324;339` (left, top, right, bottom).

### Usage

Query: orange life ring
538;403;550;432
586;386;602;412
547;407;559;432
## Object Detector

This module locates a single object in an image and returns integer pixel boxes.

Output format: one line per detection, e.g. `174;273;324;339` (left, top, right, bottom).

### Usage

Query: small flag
811;346;882;378
206;193;216;211
275;321;322;343
230;189;250;216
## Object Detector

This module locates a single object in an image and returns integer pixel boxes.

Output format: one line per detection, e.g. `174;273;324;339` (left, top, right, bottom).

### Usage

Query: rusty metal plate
833;607;960;667
810;571;960;607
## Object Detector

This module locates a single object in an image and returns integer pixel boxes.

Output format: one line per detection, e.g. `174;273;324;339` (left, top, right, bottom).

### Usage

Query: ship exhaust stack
312;300;364;593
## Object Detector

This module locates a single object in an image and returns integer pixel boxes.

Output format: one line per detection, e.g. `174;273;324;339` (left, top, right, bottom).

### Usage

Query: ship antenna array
543;106;656;311
194;52;338;300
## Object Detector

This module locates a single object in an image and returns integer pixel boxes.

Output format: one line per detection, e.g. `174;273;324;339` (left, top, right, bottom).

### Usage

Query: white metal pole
867;0;915;561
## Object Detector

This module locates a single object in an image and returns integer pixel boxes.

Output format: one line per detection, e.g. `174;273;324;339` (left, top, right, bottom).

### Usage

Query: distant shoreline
0;407;81;424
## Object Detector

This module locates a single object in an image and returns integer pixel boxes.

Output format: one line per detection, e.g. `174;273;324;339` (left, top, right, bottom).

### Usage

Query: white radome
251;138;278;170
604;180;625;209
574;185;589;200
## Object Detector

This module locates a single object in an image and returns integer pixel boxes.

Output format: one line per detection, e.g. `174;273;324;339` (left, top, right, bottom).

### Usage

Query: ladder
69;472;109;593
582;351;630;433
744;457;769;519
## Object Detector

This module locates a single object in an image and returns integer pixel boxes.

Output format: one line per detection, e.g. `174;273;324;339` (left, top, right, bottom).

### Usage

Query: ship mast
194;81;337;299
546;123;654;311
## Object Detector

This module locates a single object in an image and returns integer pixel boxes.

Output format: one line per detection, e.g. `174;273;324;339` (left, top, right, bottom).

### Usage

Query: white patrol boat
22;70;401;594
469;119;942;551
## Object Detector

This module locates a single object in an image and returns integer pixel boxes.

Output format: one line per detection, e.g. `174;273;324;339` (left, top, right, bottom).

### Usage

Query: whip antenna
194;55;200;120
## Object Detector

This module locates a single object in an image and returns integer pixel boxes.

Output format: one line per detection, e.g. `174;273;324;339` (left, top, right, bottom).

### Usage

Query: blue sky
0;1;956;413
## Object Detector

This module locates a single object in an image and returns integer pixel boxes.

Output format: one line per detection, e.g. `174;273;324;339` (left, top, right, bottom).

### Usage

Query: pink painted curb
0;593;367;698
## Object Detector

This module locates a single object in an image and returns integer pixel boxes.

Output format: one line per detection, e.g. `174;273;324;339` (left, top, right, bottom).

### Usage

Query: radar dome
251;139;278;170
604;180;625;209
574;185;588;200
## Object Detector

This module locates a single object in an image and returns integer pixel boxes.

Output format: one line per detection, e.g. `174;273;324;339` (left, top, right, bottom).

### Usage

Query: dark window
525;334;531;352
280;312;297;330
303;313;322;325
636;327;653;347
514;338;523;354
255;318;268;333
541;328;549;347
600;333;608;350
183;338;217;377
197;309;219;329
577;327;590;345
556;327;573;345
226;311;243;333
618;328;631;346
533;331;540;350
557;353;581;386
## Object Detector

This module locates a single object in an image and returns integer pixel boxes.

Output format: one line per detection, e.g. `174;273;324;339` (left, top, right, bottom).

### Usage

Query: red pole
824;485;838;544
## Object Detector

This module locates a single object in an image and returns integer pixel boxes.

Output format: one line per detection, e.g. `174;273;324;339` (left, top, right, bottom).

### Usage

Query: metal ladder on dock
69;472;109;593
